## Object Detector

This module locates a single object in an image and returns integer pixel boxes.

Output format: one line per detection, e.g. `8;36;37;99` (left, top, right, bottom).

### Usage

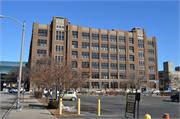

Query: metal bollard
17;100;19;109
98;99;100;116
162;113;169;119
144;114;151;119
59;98;62;115
78;99;80;115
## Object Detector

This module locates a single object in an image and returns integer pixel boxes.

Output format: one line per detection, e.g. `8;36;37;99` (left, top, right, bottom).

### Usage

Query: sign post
125;93;136;118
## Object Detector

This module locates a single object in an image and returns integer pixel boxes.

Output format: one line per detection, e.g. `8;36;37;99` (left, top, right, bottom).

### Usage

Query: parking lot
62;94;179;118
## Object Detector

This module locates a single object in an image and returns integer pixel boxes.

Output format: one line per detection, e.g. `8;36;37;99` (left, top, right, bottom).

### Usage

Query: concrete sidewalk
4;92;57;119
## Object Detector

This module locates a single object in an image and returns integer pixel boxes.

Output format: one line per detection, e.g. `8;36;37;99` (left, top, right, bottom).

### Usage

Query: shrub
34;90;42;99
48;101;58;109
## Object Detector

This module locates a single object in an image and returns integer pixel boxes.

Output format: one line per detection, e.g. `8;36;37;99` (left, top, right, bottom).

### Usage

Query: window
130;64;134;70
37;50;46;57
149;74;155;80
119;55;126;61
82;42;89;49
110;35;117;42
101;53;108;60
129;55;134;62
72;51;78;58
101;34;108;41
38;39;47;47
101;72;109;79
91;82;99;89
55;55;63;62
101;63;108;69
92;53;99;59
148;58;154;64
82;72;89;79
72;61;77;68
102;82;109;89
148;41;154;47
139;69;145;75
129;46;134;53
82;52;89;59
55;45;64;52
92;73;99;79
72;31;78;38
82;62;89;68
92;62;99;69
38;29;47;37
101;44;108;51
129;38;134;44
150;83;156;89
138;52;144;58
119;36;125;43
111;82;118;89
82;32;89;40
92;43;99;50
138;40;144;48
119;45;125;52
72;41;78;48
110;54;117;60
139;60;145;67
149;66;155;72
110;45;117;51
120;73;126;79
92;33;99;40
56;31;64;41
111;63;117;70
148;49;154;55
111;73;118;79
119;64;126;70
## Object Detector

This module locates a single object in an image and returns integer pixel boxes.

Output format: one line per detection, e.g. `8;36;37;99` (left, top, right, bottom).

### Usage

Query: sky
0;0;179;71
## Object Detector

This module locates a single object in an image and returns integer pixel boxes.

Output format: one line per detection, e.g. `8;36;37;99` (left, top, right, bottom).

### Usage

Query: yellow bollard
144;114;151;119
98;99;100;116
78;99;80;115
59;98;62;115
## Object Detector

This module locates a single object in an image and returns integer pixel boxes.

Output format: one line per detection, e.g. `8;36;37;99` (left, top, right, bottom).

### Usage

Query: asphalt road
62;94;179;119
0;91;17;118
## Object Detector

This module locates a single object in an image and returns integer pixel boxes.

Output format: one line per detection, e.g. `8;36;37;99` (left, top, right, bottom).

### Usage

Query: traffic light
3;79;5;81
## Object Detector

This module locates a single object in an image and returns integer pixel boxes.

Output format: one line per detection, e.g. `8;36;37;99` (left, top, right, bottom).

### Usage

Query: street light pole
0;15;25;109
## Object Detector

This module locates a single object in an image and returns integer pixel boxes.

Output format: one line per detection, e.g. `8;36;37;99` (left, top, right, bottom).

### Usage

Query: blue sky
0;1;179;71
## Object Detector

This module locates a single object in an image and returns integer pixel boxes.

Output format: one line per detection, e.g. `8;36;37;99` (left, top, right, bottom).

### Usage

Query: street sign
155;81;159;83
125;93;136;118
17;77;20;82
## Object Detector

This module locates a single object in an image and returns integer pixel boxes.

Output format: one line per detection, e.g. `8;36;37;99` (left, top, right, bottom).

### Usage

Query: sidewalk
4;92;57;119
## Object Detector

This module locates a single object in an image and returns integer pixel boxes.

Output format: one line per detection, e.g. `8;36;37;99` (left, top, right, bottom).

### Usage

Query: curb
2;97;17;119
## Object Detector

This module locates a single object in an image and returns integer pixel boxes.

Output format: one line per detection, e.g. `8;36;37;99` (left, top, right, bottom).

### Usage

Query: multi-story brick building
28;16;159;91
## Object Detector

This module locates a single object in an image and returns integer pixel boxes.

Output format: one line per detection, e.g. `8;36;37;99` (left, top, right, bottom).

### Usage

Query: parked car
57;91;77;101
170;92;179;102
142;91;150;94
9;88;18;93
77;90;88;93
93;90;104;93
20;87;25;93
130;90;141;93
106;90;116;94
172;90;178;92
164;90;170;92
152;90;160;94
118;90;126;93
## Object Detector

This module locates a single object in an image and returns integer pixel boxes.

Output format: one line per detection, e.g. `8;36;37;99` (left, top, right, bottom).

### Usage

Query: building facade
159;62;180;91
28;17;159;91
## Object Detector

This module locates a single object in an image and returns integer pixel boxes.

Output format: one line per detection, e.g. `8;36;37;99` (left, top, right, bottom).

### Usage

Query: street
0;91;17;118
62;95;179;118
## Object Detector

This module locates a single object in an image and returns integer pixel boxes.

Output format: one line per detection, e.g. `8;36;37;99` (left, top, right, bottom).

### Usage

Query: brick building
28;16;159;91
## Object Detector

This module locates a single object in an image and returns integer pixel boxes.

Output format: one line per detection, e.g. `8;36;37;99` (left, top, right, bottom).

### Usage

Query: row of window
71;61;155;72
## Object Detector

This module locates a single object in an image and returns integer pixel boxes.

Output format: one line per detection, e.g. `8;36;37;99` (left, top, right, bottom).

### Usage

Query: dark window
110;54;117;60
72;41;78;48
119;36;125;43
38;29;47;37
82;72;90;79
119;55;126;61
110;45;117;51
82;52;89;59
138;40;144;48
82;42;89;49
130;55;134;62
111;73;118;79
101;63;108;69
38;39;47;47
119;64;126;70
148;57;154;64
138;52;144;58
111;63;117;70
110;35;117;42
37;50;46;57
82;32;90;39
92;33;99;40
55;55;63;62
129;46;134;53
101;53;108;60
101;44;108;51
119;45;125;52
92;53;99;59
129;38;134;44
148;41;154;47
102;82;109;89
130;64;134;70
56;31;64;41
111;82;118;89
149;74;155;80
101;72;109;79
120;73;126;79
139;60;145;67
92;62;99;69
91;82;99;89
72;61;77;68
139;69;145;75
82;62;89;68
56;45;64;52
72;31;78;38
92;72;99;79
101;34;108;41
72;51;78;58
148;49;154;55
92;43;99;50
149;66;155;72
